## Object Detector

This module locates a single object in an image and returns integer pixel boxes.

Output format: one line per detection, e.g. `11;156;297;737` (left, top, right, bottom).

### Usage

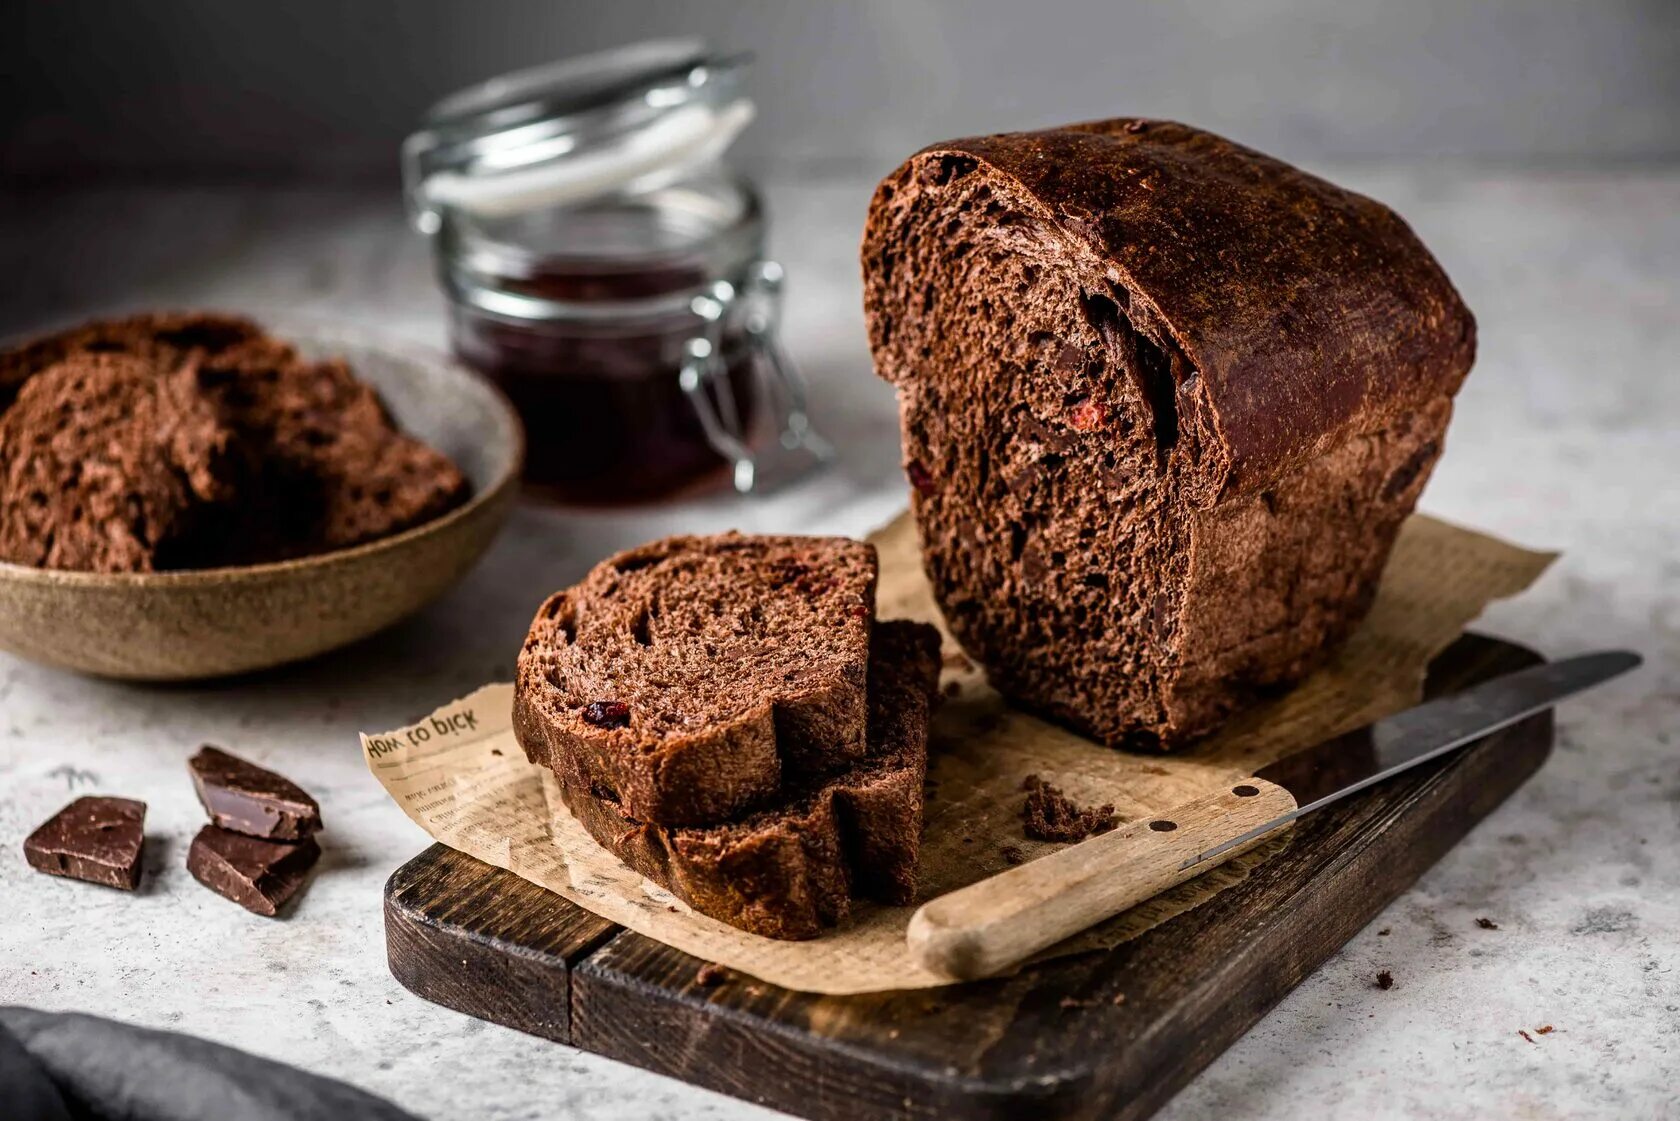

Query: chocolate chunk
187;825;320;916
23;796;146;890
189;745;321;840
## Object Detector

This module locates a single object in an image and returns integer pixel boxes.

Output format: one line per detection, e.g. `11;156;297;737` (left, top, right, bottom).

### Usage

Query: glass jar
404;40;829;503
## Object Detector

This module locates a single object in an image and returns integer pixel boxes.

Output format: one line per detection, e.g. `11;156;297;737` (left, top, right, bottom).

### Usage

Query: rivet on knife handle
907;779;1297;980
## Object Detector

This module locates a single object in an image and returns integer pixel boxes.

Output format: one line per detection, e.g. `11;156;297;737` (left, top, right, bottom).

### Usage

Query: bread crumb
490;748;503;756
1374;971;1394;991
1518;1029;1535;1044
1111;992;1127;1006
1476;917;1499;930
1022;778;1117;842
1377;928;1391;936
1536;1025;1555;1035
695;963;726;988
941;650;975;672
1058;996;1095;1009
1000;845;1025;865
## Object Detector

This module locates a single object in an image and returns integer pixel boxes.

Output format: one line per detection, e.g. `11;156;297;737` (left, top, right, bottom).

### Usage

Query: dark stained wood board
385;634;1552;1121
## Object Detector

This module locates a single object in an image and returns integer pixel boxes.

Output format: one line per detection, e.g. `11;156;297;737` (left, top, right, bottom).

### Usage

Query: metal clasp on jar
680;260;832;493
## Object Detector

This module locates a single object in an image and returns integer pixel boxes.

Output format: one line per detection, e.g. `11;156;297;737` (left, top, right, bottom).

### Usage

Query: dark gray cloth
0;1008;421;1121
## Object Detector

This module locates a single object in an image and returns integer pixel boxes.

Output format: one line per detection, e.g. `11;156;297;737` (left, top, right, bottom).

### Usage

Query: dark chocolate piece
186;825;320;916
23;796;147;890
189;745;322;841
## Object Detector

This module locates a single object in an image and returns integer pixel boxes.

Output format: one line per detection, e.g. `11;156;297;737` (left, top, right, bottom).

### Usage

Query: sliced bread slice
555;619;941;939
0;311;267;412
0;355;236;572
515;533;879;826
183;343;470;561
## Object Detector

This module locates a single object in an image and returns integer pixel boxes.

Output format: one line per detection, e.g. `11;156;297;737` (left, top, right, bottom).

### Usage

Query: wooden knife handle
907;777;1298;980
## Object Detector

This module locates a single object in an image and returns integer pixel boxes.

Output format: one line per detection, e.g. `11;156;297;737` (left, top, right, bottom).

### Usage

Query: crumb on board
490;748;503;756
1058;996;1096;1010
1111;992;1127;1006
1537;1025;1555;1035
1476;917;1500;929
1020;774;1117;842
1375;971;1395;991
1001;845;1025;865
1519;1029;1535;1043
1377;928;1391;936
942;650;975;672
695;963;726;988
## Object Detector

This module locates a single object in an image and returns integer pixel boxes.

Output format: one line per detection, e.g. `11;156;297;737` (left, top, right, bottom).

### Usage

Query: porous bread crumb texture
0;355;235;573
557;618;942;939
183;340;468;563
1020;774;1118;843
0;311;265;414
0;312;469;572
515;533;879;826
861;120;1473;750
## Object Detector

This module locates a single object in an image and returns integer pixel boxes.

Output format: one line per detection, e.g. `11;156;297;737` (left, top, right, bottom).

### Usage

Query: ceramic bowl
0;318;524;680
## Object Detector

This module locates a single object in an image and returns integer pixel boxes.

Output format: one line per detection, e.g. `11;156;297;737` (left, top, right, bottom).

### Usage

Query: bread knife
907;649;1641;980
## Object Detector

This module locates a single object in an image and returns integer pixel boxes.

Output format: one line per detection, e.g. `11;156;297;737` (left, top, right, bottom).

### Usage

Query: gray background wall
4;0;1678;184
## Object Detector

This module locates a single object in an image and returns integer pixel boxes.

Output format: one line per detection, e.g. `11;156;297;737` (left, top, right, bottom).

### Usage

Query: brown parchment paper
362;511;1552;995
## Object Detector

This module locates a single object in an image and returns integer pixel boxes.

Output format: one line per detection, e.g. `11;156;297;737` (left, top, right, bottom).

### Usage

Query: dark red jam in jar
406;41;827;503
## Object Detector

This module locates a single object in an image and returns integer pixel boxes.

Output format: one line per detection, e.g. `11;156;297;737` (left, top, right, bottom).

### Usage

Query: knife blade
908;649;1640;980
1196;649;1643;866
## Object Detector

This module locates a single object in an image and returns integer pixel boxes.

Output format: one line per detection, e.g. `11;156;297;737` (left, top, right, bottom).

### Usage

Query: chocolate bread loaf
862;119;1474;749
556;619;941;939
0;355;235;572
515;533;878;825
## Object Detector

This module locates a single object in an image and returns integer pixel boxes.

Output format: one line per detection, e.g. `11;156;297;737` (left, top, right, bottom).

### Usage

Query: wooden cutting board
384;633;1551;1121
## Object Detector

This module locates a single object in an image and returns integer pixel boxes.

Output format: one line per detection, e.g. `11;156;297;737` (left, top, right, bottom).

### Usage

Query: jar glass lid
404;39;753;232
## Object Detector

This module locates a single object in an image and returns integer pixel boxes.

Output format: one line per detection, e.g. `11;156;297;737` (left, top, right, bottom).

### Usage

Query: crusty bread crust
515;533;879;826
862;119;1474;749
556;619;941;939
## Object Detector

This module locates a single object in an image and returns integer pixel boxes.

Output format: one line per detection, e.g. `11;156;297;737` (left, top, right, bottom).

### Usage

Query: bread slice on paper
515;533;879;826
